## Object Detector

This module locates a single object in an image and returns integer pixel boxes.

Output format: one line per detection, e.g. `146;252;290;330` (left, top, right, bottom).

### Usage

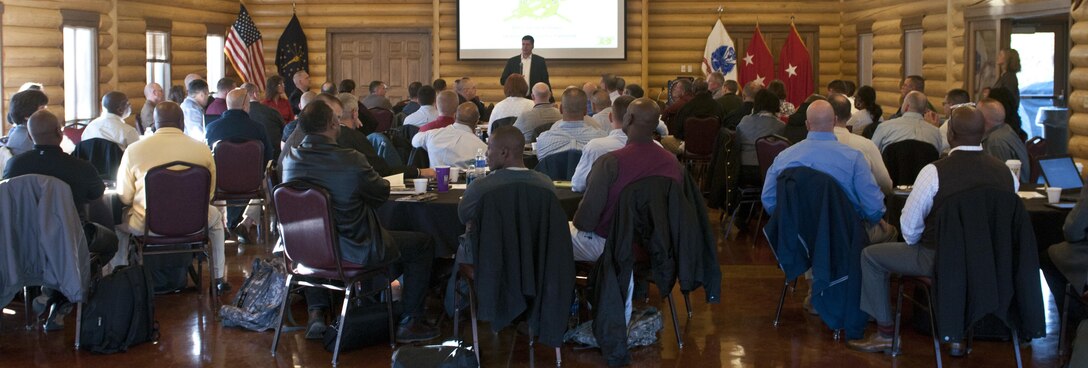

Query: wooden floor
0;208;1066;367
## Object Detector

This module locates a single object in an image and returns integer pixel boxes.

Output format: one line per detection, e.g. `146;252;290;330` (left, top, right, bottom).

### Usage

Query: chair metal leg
891;282;905;356
23;286;32;330
270;275;293;355
74;302;82;349
385;286;396;349
1060;283;1072;361
751;208;764;246
773;279;790;327
667;294;683;349
452;272;461;341
1012;328;1023;368
331;286;353;367
920;285;942;368
683;292;692;319
723;202;742;239
555;347;562;366
467;277;481;364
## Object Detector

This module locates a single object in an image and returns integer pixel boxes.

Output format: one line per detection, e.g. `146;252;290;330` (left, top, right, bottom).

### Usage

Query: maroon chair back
370;108;394;133
682;116;720;156
1027;137;1047;184
756;135;791;182
273;181;346;280
212;139;265;197
63;123;85;146
144;161;211;240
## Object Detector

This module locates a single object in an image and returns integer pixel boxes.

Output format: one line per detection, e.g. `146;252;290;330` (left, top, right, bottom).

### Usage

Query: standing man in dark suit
501;35;550;96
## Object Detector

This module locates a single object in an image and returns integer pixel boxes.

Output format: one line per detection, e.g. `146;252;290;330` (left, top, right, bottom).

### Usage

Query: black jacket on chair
763;167;869;340
72;138;124;182
882;139;939;186
705;128;740;209
470;184;574;348
932;187;1045;342
591;172;720;366
534;149;582;181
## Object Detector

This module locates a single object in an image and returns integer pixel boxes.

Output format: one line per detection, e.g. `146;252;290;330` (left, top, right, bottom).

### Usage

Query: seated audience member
433;78;448;92
336;79;381;134
401;81;424;116
2;109;117;330
319;81;337;95
571;97;681;261
488;74;534;135
662;79;726;154
2;89;49;156
457;125;555;258
870;91;945;153
289;70;311;115
978;98;1030;183
736;89;785;186
572;96;640;192
205;78;237;116
781;94;824;144
622;84;671;136
1043;168;1088;330
182;79;211;141
716;79;743;115
662;78;694;132
762;100;897;244
242;83;285;158
281;91;317;142
204;88;275;243
723;81;763;129
583;82;600;117
404;86;440;128
412;102;489;169
849;86;883;136
932;88;972;152
828;94;893;194
706;71;726;99
167;85;186;104
281;101;437;342
455;77;489;121
419;90;457;132
362;80;393;110
513;82;563;142
826;80;857;115
988;87;1027;140
768;80;796;119
848;106;1018;354
139;82;164;134
590;90;613;130
600;73;622;102
81;91;141;150
114;101;230;292
263;75;295;123
534;88;606;159
888;75;935;119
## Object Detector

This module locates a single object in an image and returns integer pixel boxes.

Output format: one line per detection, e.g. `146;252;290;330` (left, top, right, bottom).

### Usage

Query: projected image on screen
458;0;626;60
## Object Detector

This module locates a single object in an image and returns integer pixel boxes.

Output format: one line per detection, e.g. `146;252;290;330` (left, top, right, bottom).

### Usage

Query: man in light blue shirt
572;96;635;192
181;79;210;142
535;88;606;159
763;100;897;244
870;91;945;153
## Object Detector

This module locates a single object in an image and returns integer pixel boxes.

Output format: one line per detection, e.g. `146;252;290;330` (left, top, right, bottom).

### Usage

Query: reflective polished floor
0;208;1066;367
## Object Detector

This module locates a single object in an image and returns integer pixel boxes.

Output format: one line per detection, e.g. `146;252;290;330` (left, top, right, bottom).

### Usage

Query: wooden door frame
326;28;433;90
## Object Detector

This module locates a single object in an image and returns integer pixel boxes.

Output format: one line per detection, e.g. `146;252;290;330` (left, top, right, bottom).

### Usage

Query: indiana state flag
702;19;738;82
276;14;308;96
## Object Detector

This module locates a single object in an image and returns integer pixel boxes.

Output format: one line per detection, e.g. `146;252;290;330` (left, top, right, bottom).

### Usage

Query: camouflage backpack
220;257;288;331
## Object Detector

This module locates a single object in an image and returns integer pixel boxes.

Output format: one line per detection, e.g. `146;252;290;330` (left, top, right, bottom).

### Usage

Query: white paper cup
1005;159;1021;175
1078;163;1084;175
531;142;538;152
413;178;428;193
1047;187;1063;204
449;167;460;183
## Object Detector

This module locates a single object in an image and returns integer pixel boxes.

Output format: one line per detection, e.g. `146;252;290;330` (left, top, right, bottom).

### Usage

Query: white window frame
858;33;874;86
206;34;226;89
146;30;171;88
63;25;98;124
904;29;924;78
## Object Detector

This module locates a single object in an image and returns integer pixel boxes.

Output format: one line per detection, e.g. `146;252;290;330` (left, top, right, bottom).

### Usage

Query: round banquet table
376;187;583;257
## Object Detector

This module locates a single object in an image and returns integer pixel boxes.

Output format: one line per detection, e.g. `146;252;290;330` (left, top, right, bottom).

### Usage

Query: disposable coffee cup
531;142;538;152
412;178;428;193
1047;187;1063;204
435;166;450;193
1005;159;1021;177
449;167;461;183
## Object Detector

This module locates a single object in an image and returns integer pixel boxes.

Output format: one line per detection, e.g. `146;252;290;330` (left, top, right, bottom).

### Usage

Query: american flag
225;5;266;90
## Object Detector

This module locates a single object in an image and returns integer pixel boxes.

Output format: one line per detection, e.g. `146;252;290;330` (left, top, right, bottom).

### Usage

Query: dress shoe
396;316;439;343
215;278;232;295
305;309;328;340
847;333;893;353
948;342;968;357
233;223;257;245
43;302;73;331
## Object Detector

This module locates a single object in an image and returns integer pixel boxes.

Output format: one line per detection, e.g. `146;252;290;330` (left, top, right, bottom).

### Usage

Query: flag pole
292;2;296;14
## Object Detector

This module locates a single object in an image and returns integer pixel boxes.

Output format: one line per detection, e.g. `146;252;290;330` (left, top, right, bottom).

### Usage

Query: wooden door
330;31;431;103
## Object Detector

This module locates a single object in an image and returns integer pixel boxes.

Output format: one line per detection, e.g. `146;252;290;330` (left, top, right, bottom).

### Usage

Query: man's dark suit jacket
500;54;550;90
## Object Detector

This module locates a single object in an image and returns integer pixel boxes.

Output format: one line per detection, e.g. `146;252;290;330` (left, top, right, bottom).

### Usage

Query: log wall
1070;4;1088;162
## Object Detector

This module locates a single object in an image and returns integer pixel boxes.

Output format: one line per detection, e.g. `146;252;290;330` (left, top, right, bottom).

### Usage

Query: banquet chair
882;140;939;186
680;116;720;185
211;139;268;242
1026;137;1047;184
370;108;395;133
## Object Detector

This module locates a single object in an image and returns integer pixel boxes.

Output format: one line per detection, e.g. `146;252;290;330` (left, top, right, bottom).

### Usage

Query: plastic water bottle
466;163;477;185
475;149;486;170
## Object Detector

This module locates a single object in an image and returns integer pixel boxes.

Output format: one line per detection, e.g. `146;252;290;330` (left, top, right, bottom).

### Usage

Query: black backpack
79;264;159;354
391;341;479;368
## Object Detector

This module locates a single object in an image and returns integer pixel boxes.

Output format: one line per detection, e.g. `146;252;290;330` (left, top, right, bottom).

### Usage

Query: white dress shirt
488;97;535;134
181;97;206;142
608;90;620;102
570;129;664;192
411;123;488;169
81;111;141;149
520;55;532;86
404;105;440;127
900;145;1020;245
847;109;876;135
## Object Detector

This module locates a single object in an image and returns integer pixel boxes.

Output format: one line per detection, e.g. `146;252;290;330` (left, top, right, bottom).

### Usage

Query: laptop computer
1039;155;1083;202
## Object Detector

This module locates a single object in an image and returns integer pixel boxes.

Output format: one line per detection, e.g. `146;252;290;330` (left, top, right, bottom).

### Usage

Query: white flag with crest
702;19;738;82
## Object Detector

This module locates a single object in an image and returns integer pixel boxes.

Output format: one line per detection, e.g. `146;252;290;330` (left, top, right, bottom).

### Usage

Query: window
63;26;97;123
146;31;170;87
858;33;873;86
903;29;923;77
207;34;226;87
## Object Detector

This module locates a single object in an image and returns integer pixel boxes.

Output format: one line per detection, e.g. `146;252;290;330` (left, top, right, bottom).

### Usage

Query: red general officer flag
777;23;812;107
739;25;774;88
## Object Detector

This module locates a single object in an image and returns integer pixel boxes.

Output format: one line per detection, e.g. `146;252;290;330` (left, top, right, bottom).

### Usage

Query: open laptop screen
1039;156;1084;191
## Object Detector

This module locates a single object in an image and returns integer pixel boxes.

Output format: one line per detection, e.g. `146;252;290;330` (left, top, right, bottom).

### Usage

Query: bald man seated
978;98;1031;184
849;106;1019;355
870;91;946;153
512;82;563;143
139;82;164;134
114;101;231;293
411;102;488;169
204;88;274;243
81;91;141;150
